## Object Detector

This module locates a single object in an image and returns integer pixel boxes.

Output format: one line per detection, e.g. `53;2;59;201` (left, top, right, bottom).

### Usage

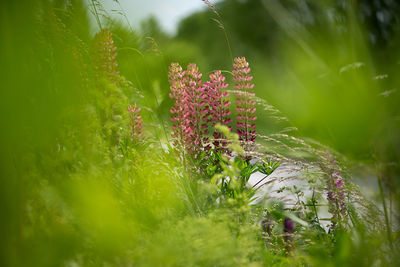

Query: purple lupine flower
283;217;295;233
233;57;256;143
91;29;119;83
128;103;144;140
283;217;295;252
200;70;232;152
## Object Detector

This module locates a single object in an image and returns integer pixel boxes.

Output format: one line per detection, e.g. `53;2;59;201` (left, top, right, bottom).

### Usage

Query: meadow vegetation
0;0;399;266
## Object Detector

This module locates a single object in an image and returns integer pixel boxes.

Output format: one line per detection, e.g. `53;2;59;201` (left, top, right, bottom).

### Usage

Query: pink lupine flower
181;63;203;156
233;57;256;143
200;71;232;151
128;103;144;140
169;62;185;147
169;63;204;156
91;29;119;83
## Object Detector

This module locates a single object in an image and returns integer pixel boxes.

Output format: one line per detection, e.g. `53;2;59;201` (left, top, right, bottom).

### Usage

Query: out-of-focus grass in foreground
0;0;399;266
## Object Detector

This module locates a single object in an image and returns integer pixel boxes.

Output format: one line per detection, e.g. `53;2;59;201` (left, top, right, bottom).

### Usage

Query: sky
99;0;218;35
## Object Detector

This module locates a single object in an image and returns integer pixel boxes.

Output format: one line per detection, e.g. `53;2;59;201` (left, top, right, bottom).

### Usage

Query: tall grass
0;0;399;266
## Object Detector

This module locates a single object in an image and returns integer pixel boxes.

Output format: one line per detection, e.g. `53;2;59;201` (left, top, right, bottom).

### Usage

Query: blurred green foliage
0;0;399;266
176;0;400;161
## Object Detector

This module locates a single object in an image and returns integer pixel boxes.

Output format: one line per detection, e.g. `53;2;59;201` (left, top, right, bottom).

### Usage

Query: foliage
0;0;399;266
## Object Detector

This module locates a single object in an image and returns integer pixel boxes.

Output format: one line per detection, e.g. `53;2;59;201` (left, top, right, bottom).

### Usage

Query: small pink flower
325;155;347;226
335;179;344;188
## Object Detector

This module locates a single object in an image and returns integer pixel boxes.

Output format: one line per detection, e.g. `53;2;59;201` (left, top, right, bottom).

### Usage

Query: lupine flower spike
181;64;203;156
169;63;204;156
233;57;257;145
169;63;185;148
128;103;144;141
283;217;295;253
200;71;232;152
91;28;119;83
169;59;254;157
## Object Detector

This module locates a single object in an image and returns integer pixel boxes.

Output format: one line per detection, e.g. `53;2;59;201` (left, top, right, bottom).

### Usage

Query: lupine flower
168;59;255;157
91;28;119;83
169;63;203;156
128;103;144;140
283;217;295;233
69;45;89;89
200;70;232;151
169;62;185;148
283;217;295;252
180;64;204;156
233;57;256;143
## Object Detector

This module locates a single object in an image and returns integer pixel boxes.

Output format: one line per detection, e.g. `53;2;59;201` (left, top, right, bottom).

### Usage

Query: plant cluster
168;57;256;159
4;1;399;266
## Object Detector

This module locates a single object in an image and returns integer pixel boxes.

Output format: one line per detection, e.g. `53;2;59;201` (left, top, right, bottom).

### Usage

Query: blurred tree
140;16;169;45
176;0;400;67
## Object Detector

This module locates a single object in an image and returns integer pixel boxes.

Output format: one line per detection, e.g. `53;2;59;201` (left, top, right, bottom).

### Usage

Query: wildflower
169;62;185;147
284;217;295;234
200;70;232;151
335;177;344;188
91;28;119;83
169;63;203;156
128;103;143;140
327;171;347;216
69;45;89;88
324;154;347;228
181;64;204;156
283;217;295;252
233;57;256;143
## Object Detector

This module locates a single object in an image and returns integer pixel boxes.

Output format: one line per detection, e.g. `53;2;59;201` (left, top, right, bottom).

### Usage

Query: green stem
311;189;320;224
377;169;393;250
90;0;102;31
